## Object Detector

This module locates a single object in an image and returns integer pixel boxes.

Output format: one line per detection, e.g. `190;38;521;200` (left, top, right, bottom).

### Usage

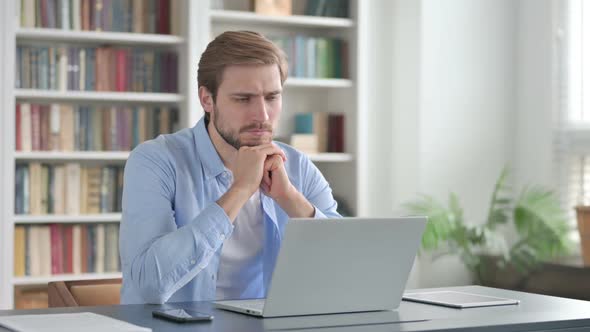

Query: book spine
15;104;22;151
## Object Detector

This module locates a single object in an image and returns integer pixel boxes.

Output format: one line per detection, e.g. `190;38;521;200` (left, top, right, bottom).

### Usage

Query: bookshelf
210;9;355;28
14;90;184;103
13;273;122;286
15;151;130;161
14;214;122;224
16;28;185;45
285;77;353;88
0;0;368;309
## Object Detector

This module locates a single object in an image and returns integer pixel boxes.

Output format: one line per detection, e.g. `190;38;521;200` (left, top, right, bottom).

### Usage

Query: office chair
48;278;122;307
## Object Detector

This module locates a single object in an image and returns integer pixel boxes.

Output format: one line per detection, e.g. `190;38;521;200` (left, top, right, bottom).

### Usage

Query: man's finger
263;155;282;172
254;144;287;161
263;169;272;188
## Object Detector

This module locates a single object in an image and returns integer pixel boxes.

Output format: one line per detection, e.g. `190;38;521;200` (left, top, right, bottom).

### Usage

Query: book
14;226;26;277
295;112;329;152
49;104;60;150
254;0;292;16
80;167;89;214
290;134;319;154
65;163;81;215
50;224;64;274
327;113;345;152
29;163;42;215
60;104;74;151
30;104;41;151
52;165;66;214
94;224;105;273
39;226;52;276
63;225;74;274
40;165;49;214
20;103;32;151
72;225;82;274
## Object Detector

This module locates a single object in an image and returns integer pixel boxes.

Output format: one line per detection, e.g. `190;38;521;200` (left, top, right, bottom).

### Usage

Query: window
559;0;590;242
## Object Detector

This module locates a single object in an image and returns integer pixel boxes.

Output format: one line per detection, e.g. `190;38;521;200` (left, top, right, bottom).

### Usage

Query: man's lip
245;129;271;133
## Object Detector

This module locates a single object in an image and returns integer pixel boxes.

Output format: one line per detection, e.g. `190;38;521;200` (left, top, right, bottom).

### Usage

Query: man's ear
199;86;214;115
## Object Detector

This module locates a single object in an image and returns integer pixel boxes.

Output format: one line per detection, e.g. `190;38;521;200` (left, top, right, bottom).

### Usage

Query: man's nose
251;96;269;121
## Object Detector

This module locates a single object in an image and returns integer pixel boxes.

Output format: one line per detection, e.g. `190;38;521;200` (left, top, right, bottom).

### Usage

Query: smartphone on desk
152;308;214;323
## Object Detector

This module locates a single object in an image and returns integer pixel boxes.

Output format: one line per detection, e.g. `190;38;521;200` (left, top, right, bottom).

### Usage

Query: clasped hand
231;143;294;201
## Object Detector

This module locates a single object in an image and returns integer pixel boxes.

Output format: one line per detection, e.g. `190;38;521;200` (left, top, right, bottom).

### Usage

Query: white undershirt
215;190;264;300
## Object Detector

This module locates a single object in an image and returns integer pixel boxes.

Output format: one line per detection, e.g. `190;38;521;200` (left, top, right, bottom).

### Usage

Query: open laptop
214;217;427;317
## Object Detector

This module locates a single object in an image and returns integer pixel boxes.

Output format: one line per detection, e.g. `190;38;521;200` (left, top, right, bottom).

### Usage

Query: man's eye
266;95;279;101
236;97;249;102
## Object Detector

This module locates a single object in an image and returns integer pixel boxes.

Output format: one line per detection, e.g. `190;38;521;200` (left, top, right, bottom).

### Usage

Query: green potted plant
404;167;573;285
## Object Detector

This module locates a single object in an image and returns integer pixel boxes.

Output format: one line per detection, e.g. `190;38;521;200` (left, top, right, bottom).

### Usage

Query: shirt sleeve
301;156;342;219
119;143;233;304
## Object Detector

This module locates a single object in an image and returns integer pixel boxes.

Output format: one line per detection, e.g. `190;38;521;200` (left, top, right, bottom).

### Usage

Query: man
119;31;340;305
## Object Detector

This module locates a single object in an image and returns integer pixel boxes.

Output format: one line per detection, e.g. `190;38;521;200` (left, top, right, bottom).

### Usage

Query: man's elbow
124;254;171;304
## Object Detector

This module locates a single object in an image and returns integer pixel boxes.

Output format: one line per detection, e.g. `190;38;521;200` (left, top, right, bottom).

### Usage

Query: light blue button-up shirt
119;117;341;304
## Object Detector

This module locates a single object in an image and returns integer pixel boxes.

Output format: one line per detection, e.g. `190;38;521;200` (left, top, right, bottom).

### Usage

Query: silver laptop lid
263;217;427;317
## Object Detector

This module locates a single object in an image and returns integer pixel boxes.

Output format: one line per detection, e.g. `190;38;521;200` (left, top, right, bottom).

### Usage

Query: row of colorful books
15;163;124;215
291;112;345;154
14;223;120;277
16;103;176;152
16;45;178;92
20;0;179;35
270;35;348;79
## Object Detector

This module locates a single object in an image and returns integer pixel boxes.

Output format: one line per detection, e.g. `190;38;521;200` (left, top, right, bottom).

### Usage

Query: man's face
209;64;282;149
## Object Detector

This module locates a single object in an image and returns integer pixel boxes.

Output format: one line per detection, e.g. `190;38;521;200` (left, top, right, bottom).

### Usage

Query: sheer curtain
556;0;590;243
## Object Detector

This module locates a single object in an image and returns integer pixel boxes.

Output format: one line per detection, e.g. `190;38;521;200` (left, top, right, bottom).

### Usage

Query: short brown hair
198;31;289;121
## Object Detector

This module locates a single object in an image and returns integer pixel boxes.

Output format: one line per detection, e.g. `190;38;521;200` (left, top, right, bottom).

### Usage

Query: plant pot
575;206;590;266
477;255;525;289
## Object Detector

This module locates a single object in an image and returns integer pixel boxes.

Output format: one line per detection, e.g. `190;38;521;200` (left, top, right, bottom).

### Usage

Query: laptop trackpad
262;311;429;330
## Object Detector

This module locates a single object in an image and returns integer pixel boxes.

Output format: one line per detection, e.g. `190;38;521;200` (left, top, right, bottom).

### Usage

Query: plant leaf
486;166;513;229
404;194;455;250
513;186;572;260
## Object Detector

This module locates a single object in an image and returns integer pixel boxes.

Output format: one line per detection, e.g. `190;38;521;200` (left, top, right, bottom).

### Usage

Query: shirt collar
193;116;226;179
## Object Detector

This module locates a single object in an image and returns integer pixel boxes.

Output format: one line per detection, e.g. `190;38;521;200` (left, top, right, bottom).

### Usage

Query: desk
1;286;590;331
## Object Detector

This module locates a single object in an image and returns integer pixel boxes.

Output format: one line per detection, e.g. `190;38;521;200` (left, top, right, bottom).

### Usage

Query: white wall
361;0;424;289
417;0;517;287
0;0;15;310
365;0;519;287
514;0;555;190
362;0;396;217
0;1;6;309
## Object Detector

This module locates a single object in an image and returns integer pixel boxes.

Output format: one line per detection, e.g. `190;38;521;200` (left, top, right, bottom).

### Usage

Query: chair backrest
48;278;122;307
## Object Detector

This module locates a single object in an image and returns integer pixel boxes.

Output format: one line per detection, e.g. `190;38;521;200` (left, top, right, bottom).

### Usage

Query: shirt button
190;259;196;265
220;234;226;240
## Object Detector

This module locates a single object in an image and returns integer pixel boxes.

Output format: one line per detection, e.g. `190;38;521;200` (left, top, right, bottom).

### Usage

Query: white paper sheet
0;312;151;332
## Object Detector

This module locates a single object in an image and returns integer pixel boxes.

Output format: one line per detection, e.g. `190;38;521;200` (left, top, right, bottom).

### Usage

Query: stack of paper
0;312;151;332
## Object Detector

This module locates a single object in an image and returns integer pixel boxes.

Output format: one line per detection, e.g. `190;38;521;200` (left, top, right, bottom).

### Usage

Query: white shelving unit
14;214;122;224
285;78;353;88
0;0;200;310
14;151;130;161
210;9;354;28
16;28;185;45
307;153;354;163
0;0;368;309
207;0;366;219
13;273;122;286
14;90;184;103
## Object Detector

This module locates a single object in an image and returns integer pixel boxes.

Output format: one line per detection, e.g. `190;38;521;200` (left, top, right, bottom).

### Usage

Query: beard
212;104;274;150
